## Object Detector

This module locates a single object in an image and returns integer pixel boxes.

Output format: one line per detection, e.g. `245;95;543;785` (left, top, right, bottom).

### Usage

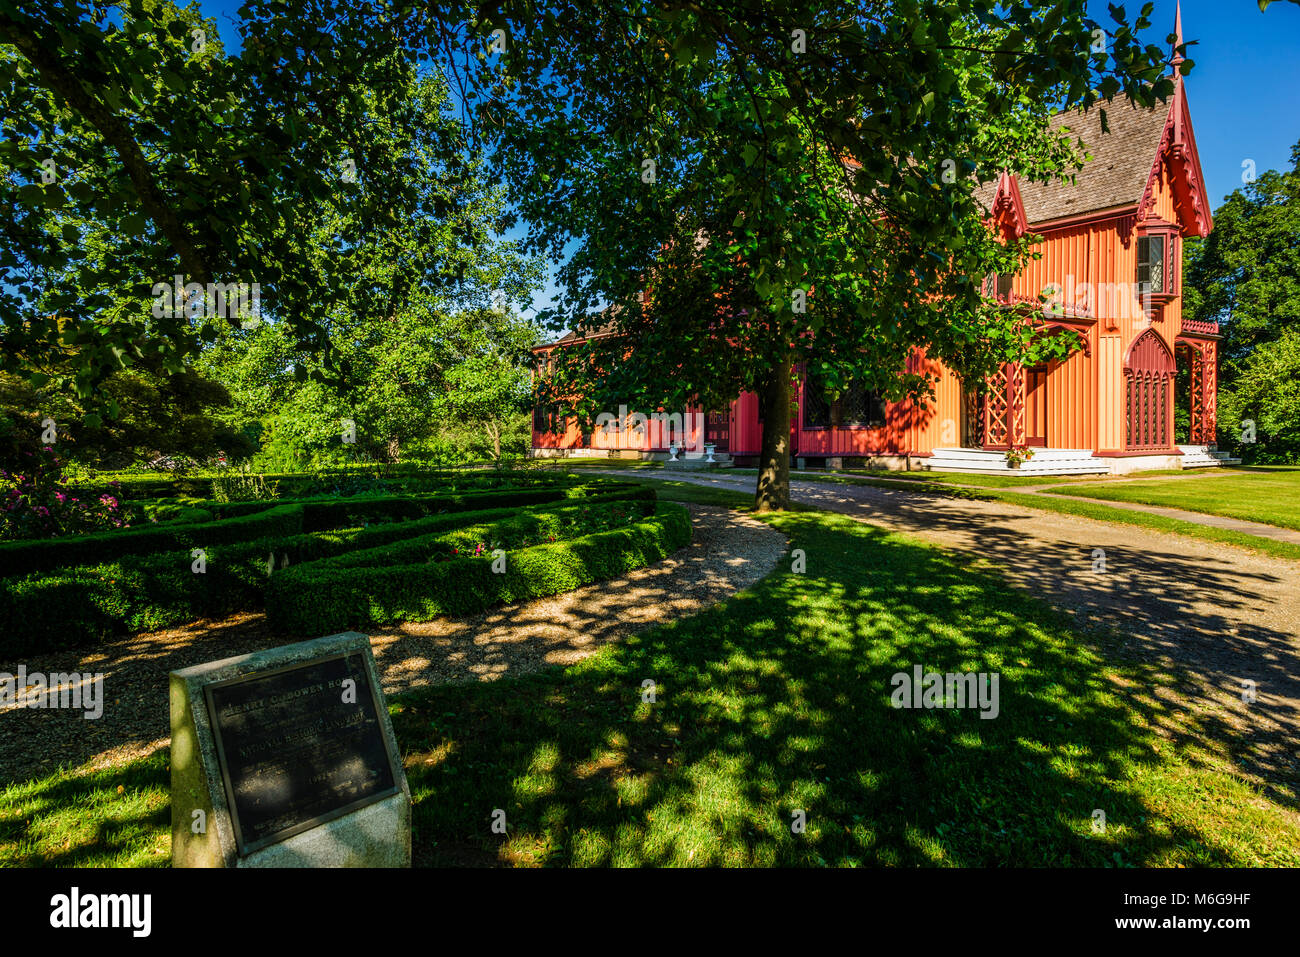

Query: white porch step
925;448;1109;475
664;453;733;469
1178;445;1241;468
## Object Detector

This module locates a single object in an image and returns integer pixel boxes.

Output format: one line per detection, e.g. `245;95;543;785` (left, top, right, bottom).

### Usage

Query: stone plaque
171;632;411;868
205;652;400;855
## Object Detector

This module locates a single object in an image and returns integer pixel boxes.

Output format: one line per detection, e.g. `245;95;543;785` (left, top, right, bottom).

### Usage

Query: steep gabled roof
977;4;1212;236
1023;102;1173;223
974;100;1171;226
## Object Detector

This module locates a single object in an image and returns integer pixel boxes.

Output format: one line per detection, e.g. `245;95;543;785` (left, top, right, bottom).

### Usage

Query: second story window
1136;227;1178;298
1137;236;1164;294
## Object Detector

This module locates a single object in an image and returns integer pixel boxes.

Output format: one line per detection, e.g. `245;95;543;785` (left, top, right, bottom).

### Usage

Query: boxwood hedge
265;502;692;635
72;467;587;501
0;482;636;579
0;487;661;656
0;503;305;580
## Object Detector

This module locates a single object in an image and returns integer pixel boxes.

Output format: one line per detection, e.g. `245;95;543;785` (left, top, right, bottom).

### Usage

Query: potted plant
1005;445;1035;469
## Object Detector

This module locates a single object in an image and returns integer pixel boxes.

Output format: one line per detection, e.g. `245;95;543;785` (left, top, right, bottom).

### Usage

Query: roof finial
1172;0;1185;71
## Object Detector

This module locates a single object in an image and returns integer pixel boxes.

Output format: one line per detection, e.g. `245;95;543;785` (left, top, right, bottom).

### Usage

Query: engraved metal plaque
203;651;400;855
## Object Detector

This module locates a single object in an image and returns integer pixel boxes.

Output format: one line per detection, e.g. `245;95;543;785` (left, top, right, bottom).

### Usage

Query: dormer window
982;272;1014;302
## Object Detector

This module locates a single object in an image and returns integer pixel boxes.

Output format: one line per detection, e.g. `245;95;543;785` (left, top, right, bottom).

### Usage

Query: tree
472;1;1191;509
192;64;542;468
1217;328;1300;464
437;308;538;465
0;0;480;401
202;303;539;468
1184;141;1300;462
0;361;253;472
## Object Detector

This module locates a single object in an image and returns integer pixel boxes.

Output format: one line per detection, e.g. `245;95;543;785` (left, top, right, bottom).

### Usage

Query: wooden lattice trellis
981;364;1025;450
1181;338;1218;444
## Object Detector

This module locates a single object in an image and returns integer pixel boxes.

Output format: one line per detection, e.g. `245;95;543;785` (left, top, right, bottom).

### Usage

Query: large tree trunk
755;356;792;512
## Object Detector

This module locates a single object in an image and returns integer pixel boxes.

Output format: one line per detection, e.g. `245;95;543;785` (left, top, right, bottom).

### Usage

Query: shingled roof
975;99;1172;225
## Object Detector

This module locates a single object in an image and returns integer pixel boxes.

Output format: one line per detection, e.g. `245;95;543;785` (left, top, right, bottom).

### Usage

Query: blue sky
1140;0;1300;206
190;0;1300;316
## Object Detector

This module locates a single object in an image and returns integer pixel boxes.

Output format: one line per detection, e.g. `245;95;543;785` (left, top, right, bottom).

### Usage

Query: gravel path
0;504;786;786
617;469;1300;787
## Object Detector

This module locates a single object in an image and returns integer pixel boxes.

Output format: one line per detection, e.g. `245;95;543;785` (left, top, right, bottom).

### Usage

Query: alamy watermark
151;274;261;326
1042;275;1155;322
1;666;105;719
593;404;705;452
890;665;1000;719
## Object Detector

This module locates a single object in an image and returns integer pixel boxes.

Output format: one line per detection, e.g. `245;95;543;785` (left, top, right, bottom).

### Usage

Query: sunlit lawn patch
1046;466;1300;531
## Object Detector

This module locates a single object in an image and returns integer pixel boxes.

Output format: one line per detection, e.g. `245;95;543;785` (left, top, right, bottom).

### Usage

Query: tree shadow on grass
396;511;1297;867
778;480;1300;796
0;753;169;867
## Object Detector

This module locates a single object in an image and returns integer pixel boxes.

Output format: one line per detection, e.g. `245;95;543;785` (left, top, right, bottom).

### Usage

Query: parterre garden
0;468;691;658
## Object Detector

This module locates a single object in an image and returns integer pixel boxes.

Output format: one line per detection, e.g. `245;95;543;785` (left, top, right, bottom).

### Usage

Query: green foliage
473;1;1183;505
0;359;253;471
1185;142;1300;462
1217;328;1300;463
0;501;304;578
0;480;634;577
266;502;691;635
0;1;495;405
0;484;660;655
209;466;278;503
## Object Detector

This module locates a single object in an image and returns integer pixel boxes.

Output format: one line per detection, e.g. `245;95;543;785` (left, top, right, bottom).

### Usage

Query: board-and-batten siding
794;351;952;457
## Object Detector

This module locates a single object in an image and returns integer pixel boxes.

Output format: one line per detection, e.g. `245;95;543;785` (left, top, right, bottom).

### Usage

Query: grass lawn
4;484;1296;867
1045;466;1300;531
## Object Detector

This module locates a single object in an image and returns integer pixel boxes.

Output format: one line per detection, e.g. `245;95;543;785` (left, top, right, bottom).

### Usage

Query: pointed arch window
1124;330;1176;451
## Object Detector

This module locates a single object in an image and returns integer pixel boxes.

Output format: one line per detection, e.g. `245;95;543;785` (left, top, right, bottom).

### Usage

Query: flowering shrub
1;448;131;540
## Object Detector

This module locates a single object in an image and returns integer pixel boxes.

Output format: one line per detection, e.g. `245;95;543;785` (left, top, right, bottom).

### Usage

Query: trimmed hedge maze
0;481;691;656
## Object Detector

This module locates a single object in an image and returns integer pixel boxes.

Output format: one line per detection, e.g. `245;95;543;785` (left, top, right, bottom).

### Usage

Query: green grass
986;491;1300;563
723;467;1072;488
1045;466;1300;531
728;466;1196;488
395;507;1298;866
0;754;170;867
6;496;1296;867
